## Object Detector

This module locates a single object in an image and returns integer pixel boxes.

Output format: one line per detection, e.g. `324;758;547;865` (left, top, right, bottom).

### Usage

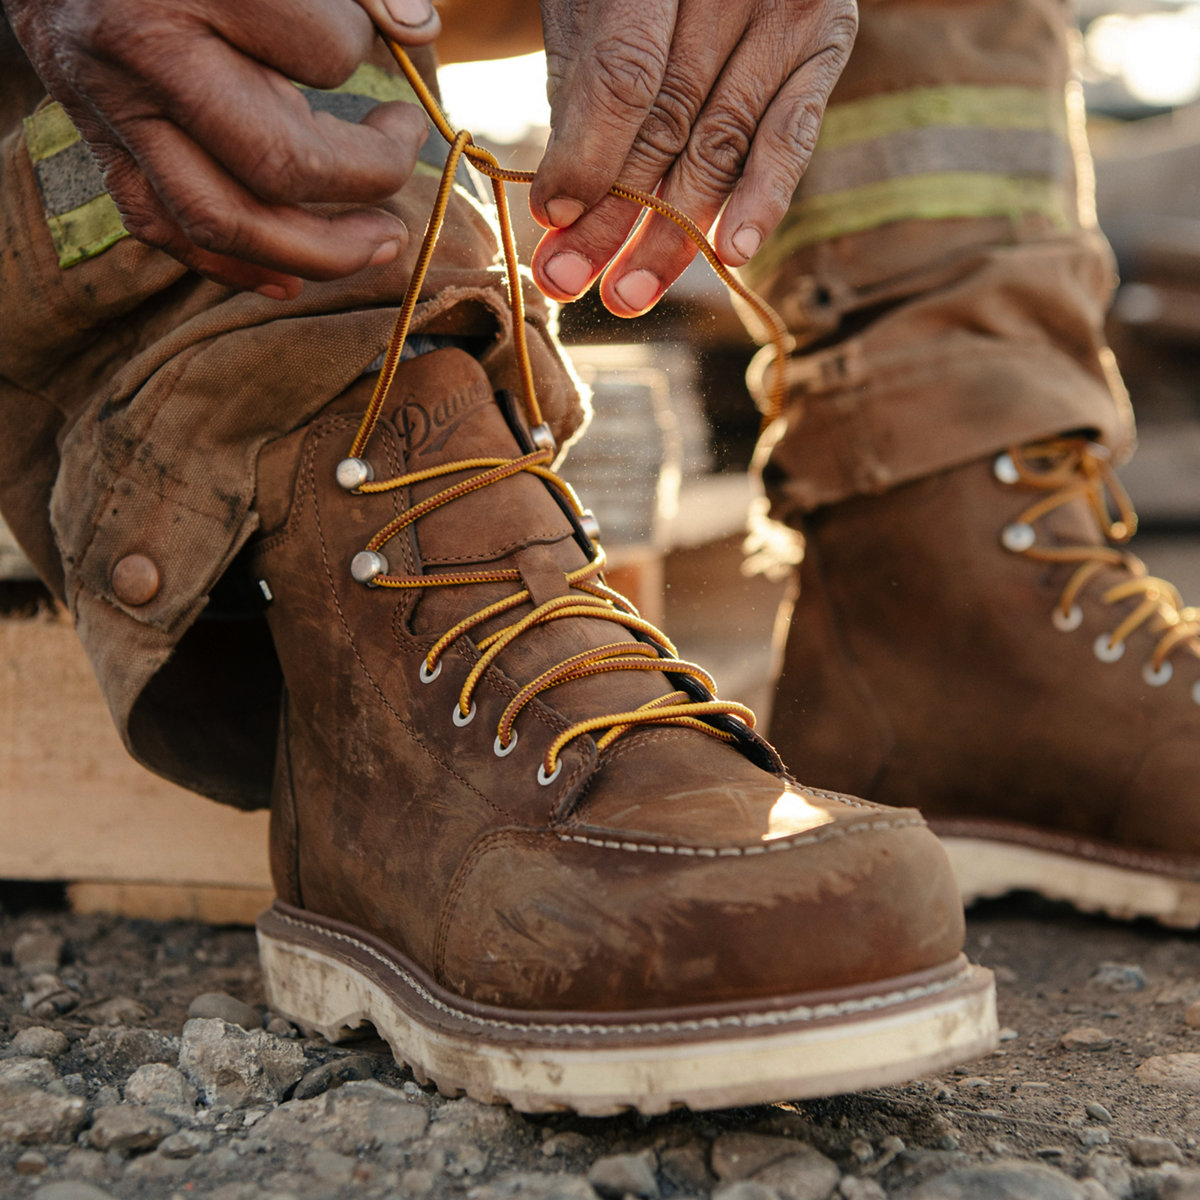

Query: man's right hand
3;0;442;298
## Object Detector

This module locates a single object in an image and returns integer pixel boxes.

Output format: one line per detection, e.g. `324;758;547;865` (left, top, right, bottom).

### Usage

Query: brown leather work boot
770;438;1200;928
247;347;995;1114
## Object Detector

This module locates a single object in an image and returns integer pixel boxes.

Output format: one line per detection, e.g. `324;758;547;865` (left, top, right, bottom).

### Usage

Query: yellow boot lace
997;439;1200;685
338;42;791;782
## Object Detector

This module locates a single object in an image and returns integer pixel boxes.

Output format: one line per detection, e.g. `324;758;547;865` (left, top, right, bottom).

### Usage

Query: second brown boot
771;437;1200;927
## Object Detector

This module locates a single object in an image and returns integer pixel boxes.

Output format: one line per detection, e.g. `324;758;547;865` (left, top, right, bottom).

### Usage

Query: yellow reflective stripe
24;103;82;163
321;62;421;106
817;85;1068;152
45;192;129;270
748;173;1071;282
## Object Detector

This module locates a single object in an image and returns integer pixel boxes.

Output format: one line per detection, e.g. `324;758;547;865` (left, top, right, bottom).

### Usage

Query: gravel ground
5;891;1200;1200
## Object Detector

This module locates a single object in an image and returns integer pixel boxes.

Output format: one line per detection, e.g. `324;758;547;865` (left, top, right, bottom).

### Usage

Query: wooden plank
0;614;272;895
67;883;272;926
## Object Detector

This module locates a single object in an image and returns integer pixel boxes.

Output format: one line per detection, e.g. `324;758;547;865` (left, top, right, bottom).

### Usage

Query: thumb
355;0;442;44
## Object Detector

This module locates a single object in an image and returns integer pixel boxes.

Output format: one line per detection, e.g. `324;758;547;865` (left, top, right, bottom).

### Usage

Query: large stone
588;1150;659;1198
0;1084;89;1146
1160;1172;1200;1200
0;1057;58;1088
248;1081;429;1154
10;1028;69;1059
178;1017;306;1108
895;1162;1090;1199
86;1105;175;1155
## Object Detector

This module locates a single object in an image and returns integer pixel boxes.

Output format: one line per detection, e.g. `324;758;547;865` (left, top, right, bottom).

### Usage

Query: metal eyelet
579;510;601;542
1094;634;1125;664
493;731;518;758
419;661;442;684
992;452;1020;485
1052;605;1084;632
1143;660;1173;687
452;702;477;727
529;424;556;453
537;761;563;786
350;550;388;585
336;457;373;491
1000;523;1035;553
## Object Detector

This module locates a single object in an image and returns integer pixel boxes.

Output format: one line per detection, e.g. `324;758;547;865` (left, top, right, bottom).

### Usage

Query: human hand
2;0;442;297
530;0;857;315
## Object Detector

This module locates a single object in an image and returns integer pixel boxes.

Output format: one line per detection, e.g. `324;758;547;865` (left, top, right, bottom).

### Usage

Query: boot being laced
995;439;1200;688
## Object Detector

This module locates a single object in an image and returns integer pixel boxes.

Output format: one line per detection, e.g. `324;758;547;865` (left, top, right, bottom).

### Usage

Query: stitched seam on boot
272;907;975;1036
555;814;924;857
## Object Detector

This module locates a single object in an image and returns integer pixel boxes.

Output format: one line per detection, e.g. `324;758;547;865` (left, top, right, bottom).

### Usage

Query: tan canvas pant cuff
0;44;585;807
744;0;1136;528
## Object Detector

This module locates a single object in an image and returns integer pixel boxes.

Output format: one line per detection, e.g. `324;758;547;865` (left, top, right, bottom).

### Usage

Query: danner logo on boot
399;380;492;457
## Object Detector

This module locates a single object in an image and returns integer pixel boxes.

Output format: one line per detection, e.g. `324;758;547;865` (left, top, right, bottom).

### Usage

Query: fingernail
384;0;434;26
732;225;762;262
614;269;661;314
256;283;291;301
543;251;593;297
545;198;585;229
369;240;402;268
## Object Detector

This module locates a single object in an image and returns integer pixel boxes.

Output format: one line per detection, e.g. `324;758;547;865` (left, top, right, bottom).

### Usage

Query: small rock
755;1147;842;1200
123;1063;198;1115
12;931;65;976
77;996;152;1026
178;1017;306;1107
187;992;261;1031
265;1015;298;1038
30;1186;120;1200
839;1180;887;1200
542;1131;594;1160
998;1027;1019;1042
1137;1054;1200;1092
895;1161;1090;1198
955;1077;990;1088
848;1138;874;1164
86;1105;175;1155
1127;1136;1184;1166
0;1085;89;1146
1061;1028;1114;1051
714;1185;782;1200
1086;1155;1133;1200
157;1129;210;1159
993;966;1018;984
1078;1183;1114;1200
659;1141;711;1190
1085;1103;1113;1123
10;1028;69;1059
15;1149;48;1175
713;1133;810;1181
94;1084;121;1108
588;1149;659;1198
1091;963;1146;993
291;1054;376;1100
22;975;77;1019
1078;1128;1110;1148
0;1057;57;1088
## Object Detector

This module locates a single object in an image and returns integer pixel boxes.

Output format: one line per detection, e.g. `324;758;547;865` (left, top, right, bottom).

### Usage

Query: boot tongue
380;350;674;724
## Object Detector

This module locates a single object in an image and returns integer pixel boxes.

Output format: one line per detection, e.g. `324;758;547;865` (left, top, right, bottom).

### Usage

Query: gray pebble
895;1161;1090;1198
94;1085;121;1108
1086;1103;1113;1123
86;1104;175;1155
178;1017;306;1108
1078;1128;1111;1148
10;1027;69;1059
187;992;261;1031
78;996;152;1026
587;1149;660;1198
542;1130;594;1160
30;1186;120;1200
1091;963;1147;993
1127;1136;1184;1166
715;1184;783;1200
0;1056;58;1088
0;1084;89;1146
158;1129;211;1159
291;1053;376;1100
264;1015;298;1038
15;1149;48;1175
